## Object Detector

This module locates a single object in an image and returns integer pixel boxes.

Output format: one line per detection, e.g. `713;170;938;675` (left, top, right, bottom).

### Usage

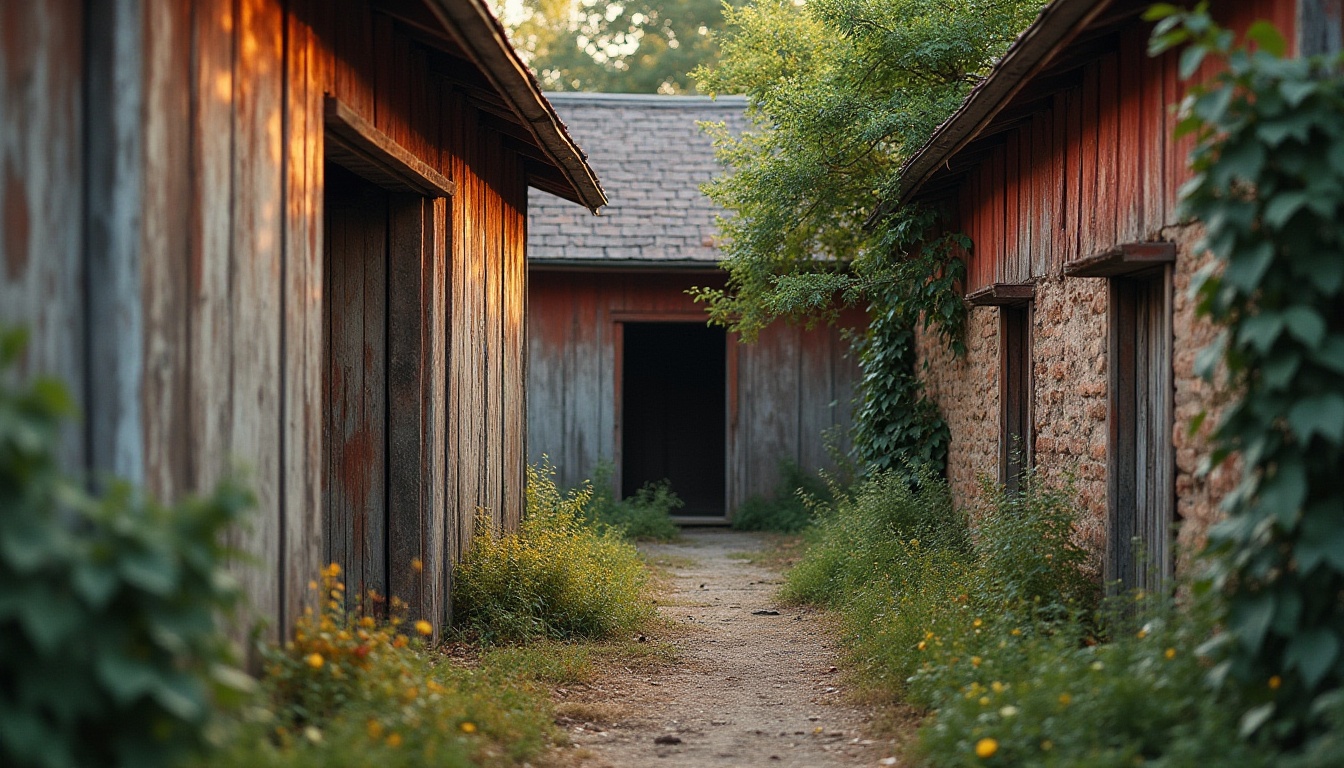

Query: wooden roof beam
966;282;1036;307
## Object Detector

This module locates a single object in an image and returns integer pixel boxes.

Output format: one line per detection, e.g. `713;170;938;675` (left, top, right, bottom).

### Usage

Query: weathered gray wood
966;282;1035;307
85;0;146;486
503;153;527;530
388;195;428;618
427;196;449;630
1064;242;1176;278
0;1;87;471
140;0;193;504
325;96;456;197
283;1;325;631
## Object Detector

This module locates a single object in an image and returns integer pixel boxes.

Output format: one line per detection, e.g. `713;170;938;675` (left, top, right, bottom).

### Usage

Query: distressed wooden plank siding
527;269;863;516
956;3;1300;294
3;0;587;638
0;1;86;470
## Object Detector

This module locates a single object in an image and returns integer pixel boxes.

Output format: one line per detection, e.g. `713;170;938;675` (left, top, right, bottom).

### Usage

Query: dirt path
547;529;899;768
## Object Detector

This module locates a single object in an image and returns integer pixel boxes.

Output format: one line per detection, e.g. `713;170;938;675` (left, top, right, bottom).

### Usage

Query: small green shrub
451;462;653;642
0;328;252;768
731;459;833;533
585;461;681;542
782;468;966;606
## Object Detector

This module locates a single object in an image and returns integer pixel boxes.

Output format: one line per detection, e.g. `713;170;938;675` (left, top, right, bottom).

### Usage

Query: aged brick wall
1165;222;1236;571
1029;275;1110;556
918;228;1233;579
916;305;999;513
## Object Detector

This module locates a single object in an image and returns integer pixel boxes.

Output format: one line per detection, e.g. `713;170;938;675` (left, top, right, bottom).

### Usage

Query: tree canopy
691;0;1041;336
501;0;743;93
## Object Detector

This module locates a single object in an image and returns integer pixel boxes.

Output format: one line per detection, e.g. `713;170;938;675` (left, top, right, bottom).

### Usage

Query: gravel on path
545;529;901;768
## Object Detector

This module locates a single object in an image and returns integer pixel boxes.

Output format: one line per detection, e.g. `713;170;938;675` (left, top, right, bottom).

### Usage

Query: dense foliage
585;461;682;541
1149;5;1344;740
780;468;1341;765
200;575;561;768
730;459;832;533
0;329;252;768
500;0;741;92
451;463;653;642
694;0;1037;475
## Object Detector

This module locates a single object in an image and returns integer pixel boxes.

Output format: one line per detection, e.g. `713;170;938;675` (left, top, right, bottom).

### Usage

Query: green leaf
118;547;179;596
1280;79;1317;108
1179;45;1208;79
1245;20;1288;58
1240;702;1276;737
1222;240;1274;291
1257;460;1308;522
73;561;121;609
1263;191;1309;228
1296;503;1344;571
1313;336;1344;374
1285;629;1340;689
1282;306;1327;348
96;650;164;704
1287;393;1344;444
1229;592;1276;652
1236;312;1285;355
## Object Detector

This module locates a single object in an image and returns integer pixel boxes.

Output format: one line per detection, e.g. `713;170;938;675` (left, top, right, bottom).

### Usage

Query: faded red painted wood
953;0;1299;294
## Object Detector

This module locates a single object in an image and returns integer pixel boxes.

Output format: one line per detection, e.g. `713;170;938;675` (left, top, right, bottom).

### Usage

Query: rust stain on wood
3;166;30;280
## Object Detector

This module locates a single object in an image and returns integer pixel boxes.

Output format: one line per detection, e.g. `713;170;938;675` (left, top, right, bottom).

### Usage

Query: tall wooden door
323;163;444;619
1107;269;1174;592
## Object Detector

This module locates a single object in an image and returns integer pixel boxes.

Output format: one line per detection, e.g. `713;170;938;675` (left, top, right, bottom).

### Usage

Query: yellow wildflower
415;620;433;636
306;653;324;669
1165;648;1177;660
1059;693;1072;706
991;681;1005;694
971;656;982;668
360;616;376;629
1041;740;1054;751
1269;676;1282;690
979;696;990;707
460;721;477;734
917;641;927;651
308;580;318;591
973;618;983;628
411;558;424;572
1136;629;1147;639
367;719;384;740
386;732;402;748
975;738;998;758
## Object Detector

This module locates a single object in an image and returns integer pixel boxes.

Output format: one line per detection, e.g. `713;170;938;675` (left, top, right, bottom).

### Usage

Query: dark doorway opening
621;323;726;517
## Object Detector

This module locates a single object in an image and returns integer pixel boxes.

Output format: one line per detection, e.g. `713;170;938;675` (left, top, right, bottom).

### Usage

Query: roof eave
422;0;607;213
872;0;1118;222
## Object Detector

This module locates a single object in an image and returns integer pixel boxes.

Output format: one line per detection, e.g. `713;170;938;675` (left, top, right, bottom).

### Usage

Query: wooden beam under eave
324;96;456;198
1064;242;1175;278
966;282;1036;307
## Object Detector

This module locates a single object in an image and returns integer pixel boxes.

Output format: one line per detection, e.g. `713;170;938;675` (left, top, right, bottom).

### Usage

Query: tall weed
731;459;833;533
584;461;681;542
452;463;652;642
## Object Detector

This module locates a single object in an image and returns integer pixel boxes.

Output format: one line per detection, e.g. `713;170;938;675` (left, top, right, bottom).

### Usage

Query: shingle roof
527;93;749;265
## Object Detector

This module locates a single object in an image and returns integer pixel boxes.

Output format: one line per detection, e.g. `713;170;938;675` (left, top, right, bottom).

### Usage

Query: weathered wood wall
1;0;534;636
954;1;1298;291
527;269;862;516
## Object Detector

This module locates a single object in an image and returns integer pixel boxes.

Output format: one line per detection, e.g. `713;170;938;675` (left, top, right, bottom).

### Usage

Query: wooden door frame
322;94;451;629
608;310;736;520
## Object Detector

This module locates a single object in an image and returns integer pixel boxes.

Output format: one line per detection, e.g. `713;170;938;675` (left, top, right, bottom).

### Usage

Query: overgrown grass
731;459;833;533
451;462;654;643
783;468;1334;765
584;461;681;542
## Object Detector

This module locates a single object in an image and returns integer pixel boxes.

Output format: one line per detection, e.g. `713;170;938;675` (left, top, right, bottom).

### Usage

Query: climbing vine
1150;4;1344;739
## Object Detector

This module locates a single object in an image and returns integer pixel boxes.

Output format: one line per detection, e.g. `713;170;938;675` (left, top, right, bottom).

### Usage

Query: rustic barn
887;0;1341;590
526;94;864;521
0;0;604;635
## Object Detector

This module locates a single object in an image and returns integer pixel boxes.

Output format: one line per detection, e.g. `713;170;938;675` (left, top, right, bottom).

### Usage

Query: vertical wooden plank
1015;127;1031;282
1140;31;1167;238
0;1;87;470
388;195;428;618
190;0;236;509
988;149;1003;284
1163;48;1190;223
483;135;504;529
502;152;526;529
1032;111;1053;278
1002;138;1018;282
331;0;374;120
282;0;325;632
1052;92;1068;273
1107;279;1138;588
140;0;193;504
1097;52;1120;250
1079;63;1100;259
358;190;388;607
426;195;448;627
85;0;147;485
1118;30;1145;243
231;0;287;631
